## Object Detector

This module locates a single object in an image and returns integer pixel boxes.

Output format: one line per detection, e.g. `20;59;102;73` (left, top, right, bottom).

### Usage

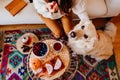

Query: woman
33;0;88;39
33;0;120;39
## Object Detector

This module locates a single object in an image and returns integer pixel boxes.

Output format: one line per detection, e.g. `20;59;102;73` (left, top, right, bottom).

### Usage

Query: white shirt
33;0;89;20
33;0;120;20
33;0;64;19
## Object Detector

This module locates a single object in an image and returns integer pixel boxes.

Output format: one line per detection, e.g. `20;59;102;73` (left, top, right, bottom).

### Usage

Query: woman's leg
61;15;73;36
38;14;63;38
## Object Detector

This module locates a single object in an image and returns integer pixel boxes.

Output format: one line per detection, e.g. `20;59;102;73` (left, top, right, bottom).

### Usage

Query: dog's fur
68;20;117;61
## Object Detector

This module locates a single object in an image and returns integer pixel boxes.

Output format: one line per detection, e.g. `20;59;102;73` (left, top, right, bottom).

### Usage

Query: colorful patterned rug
0;27;119;80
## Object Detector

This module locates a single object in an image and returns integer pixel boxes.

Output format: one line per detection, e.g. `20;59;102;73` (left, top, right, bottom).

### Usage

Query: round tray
27;39;78;80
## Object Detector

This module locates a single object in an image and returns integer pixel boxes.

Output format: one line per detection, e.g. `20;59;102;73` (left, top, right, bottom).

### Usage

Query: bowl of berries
33;41;49;58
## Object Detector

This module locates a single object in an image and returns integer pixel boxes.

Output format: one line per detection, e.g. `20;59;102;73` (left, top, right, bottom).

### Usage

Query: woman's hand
46;1;59;13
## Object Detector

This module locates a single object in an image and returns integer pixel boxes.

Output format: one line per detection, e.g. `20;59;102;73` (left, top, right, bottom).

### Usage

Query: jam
53;42;62;51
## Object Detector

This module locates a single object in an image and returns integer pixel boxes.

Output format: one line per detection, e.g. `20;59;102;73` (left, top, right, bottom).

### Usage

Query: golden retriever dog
68;20;117;61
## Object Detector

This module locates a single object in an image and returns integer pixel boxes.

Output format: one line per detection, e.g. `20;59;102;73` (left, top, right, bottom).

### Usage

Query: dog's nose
70;31;76;38
84;34;88;39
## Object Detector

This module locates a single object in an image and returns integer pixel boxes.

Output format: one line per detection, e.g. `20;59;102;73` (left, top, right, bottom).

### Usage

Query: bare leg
38;14;63;38
61;15;73;36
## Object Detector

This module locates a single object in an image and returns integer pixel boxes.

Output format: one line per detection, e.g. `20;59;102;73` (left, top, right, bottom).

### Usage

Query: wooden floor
0;15;120;75
111;15;120;74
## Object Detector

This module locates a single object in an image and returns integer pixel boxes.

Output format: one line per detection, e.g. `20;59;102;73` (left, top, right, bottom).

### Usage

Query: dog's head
68;20;98;55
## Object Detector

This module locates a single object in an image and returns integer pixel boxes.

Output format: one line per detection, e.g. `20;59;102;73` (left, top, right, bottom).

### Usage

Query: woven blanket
0;28;119;80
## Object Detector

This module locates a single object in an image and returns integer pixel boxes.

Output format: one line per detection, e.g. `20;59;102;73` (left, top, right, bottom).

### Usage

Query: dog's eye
70;31;76;38
84;34;88;39
81;25;85;29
